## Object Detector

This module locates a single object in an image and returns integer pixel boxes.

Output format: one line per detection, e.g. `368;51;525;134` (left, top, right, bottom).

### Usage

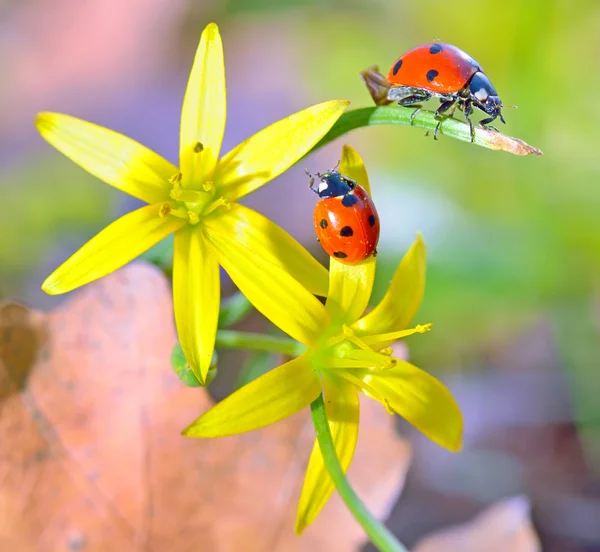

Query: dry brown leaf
0;262;410;552
413;495;541;552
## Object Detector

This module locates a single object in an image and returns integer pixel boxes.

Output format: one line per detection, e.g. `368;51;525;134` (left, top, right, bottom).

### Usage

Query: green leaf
311;107;542;157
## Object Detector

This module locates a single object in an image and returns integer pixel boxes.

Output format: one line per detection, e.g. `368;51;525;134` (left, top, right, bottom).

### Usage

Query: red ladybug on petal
386;43;507;140
307;168;380;265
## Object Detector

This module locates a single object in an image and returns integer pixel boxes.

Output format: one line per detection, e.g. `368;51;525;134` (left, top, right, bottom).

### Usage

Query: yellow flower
36;23;348;384
183;145;463;532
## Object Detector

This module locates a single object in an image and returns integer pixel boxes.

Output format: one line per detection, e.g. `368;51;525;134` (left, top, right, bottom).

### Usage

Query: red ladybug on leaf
386;43;508;140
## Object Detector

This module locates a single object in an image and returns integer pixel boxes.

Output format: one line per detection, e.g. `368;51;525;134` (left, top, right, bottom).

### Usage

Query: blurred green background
2;0;599;549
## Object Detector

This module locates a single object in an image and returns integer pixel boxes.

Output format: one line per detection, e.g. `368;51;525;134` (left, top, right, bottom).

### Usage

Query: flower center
314;323;432;372
158;146;231;225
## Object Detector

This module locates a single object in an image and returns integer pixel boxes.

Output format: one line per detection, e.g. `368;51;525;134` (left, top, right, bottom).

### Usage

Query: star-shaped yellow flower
183;145;463;532
36;23;348;384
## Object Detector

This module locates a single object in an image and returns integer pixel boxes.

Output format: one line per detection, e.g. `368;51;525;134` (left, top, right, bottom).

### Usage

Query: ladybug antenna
306;168;319;194
332;159;341;171
503;104;517;109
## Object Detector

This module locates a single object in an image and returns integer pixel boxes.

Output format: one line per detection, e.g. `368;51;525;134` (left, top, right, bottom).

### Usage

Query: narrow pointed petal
296;376;359;533
180;23;226;186
36;112;174;204
340;144;372;196
205;203;328;296
183;354;320;437
326;255;376;324
353;234;426;340
353;361;463;452
215;100;349;202
173;226;220;385
42;204;184;294
205;225;329;347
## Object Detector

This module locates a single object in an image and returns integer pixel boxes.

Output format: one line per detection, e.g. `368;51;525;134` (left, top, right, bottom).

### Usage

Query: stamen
169;172;183;186
324;349;396;371
324;325;370;351
161;204;189;221
188;211;200;225
194;141;204;153
340;325;373;353
325;358;386;369
379;346;393;356
158;203;171;218
337;371;394;415
360;323;433;346
203;196;231;215
203;181;215;192
344;349;396;369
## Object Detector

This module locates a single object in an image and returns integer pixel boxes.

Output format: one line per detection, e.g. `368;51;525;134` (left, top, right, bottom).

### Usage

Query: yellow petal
205;225;329;348
35;112;174;204
340;144;372;196
173;226;220;385
353;234;426;342
215;100;349;202
352;361;463;452
180;23;226;187
326;251;375;324
183;354;320;437
42;204;184;294
205;202;328;296
295;375;359;533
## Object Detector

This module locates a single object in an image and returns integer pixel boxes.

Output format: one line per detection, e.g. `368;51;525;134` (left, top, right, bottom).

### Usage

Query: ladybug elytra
386;43;506;140
307;169;380;265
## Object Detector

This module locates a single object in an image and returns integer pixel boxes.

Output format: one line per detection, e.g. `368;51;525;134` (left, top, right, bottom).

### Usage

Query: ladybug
386;43;506;140
306;168;380;265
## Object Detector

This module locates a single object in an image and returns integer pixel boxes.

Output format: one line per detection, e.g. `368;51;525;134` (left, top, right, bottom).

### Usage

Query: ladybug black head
308;170;356;198
469;72;505;123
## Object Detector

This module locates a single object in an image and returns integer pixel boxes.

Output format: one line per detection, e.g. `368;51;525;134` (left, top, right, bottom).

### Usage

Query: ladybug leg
409;106;422;125
388;88;431;126
463;100;476;142
479;115;499;132
398;95;428;128
433;99;457;140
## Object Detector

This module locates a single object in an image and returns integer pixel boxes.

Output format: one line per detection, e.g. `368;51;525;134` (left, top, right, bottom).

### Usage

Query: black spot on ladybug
340;226;353;237
392;59;403;75
320;219;328;229
342;194;358;207
426;69;439;82
333;251;348;259
429;44;443;54
368;214;376;227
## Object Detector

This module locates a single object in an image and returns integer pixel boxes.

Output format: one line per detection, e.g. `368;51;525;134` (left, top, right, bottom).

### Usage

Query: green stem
216;329;305;357
311;106;542;157
310;394;409;552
